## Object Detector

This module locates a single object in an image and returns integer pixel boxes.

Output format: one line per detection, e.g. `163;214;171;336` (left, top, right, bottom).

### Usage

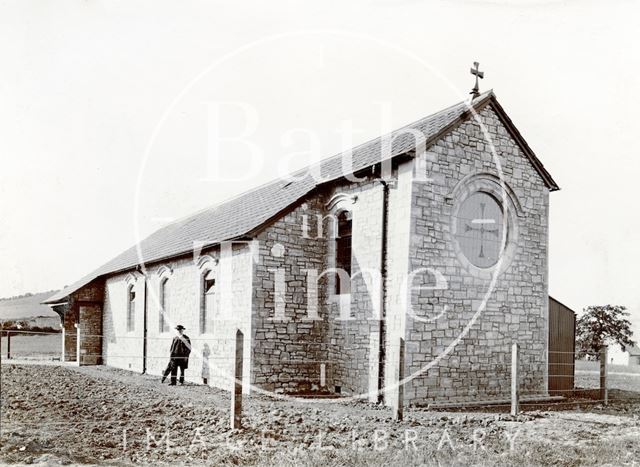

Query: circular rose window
455;192;506;268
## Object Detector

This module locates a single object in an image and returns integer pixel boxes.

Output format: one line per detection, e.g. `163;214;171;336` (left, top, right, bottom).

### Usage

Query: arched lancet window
335;210;352;294
200;269;216;334
159;277;170;333
126;284;135;332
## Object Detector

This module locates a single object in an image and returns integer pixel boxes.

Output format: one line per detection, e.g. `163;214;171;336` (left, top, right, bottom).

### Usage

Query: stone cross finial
470;61;484;99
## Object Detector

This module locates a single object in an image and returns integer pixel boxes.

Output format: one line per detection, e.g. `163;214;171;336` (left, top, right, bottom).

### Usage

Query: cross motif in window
464;202;499;259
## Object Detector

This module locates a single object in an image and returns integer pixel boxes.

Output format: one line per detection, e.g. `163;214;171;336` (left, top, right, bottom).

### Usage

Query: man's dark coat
169;334;191;369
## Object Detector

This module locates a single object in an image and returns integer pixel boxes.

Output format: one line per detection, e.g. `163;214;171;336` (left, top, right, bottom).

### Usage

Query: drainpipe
377;178;390;403
137;267;149;375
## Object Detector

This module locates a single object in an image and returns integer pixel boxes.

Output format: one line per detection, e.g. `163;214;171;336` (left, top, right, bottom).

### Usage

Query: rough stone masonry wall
60;280;103;364
78;303;102;365
76;282;104;366
403;104;549;404
251;175;388;397
61;303;78;362
325;177;386;398
251;195;330;393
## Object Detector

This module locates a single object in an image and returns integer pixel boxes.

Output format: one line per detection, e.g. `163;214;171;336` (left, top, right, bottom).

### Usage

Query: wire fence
2;329;639;418
0;329;62;361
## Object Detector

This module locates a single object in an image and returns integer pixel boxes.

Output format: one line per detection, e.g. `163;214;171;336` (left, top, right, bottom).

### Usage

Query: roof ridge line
141;92;493;236
43;89;522;306
301;90;495;176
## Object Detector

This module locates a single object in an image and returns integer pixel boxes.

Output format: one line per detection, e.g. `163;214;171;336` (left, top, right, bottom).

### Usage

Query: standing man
161;325;191;385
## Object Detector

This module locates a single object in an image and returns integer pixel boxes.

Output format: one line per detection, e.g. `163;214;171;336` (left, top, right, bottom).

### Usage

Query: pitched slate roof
43;90;558;305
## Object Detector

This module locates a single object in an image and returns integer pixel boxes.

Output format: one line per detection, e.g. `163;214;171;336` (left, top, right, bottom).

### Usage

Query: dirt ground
2;363;640;466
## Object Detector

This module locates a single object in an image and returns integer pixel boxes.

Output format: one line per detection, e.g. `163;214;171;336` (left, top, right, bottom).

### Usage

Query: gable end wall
403;104;549;404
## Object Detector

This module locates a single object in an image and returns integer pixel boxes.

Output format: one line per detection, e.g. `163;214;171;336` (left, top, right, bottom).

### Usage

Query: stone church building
44;90;559;405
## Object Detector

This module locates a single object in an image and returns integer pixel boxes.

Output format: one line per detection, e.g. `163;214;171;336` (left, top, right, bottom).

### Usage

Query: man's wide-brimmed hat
176;325;185;331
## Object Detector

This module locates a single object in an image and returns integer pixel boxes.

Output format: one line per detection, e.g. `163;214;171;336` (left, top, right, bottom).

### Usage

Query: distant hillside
0;291;59;320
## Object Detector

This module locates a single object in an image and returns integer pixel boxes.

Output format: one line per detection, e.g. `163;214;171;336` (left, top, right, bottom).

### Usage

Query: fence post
394;337;405;421
230;329;244;429
75;323;81;366
61;326;66;362
320;363;326;388
511;343;519;416
600;346;608;405
6;331;11;360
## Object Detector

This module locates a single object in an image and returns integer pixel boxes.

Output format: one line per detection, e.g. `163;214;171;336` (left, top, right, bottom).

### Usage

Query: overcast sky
2;0;639;330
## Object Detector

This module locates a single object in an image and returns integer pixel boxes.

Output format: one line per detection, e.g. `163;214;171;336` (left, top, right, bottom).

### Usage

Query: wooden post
600;346;608;405
230;329;244;429
511;343;519;416
394;338;405;421
61;327;66;362
6;331;11;360
75;323;81;365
